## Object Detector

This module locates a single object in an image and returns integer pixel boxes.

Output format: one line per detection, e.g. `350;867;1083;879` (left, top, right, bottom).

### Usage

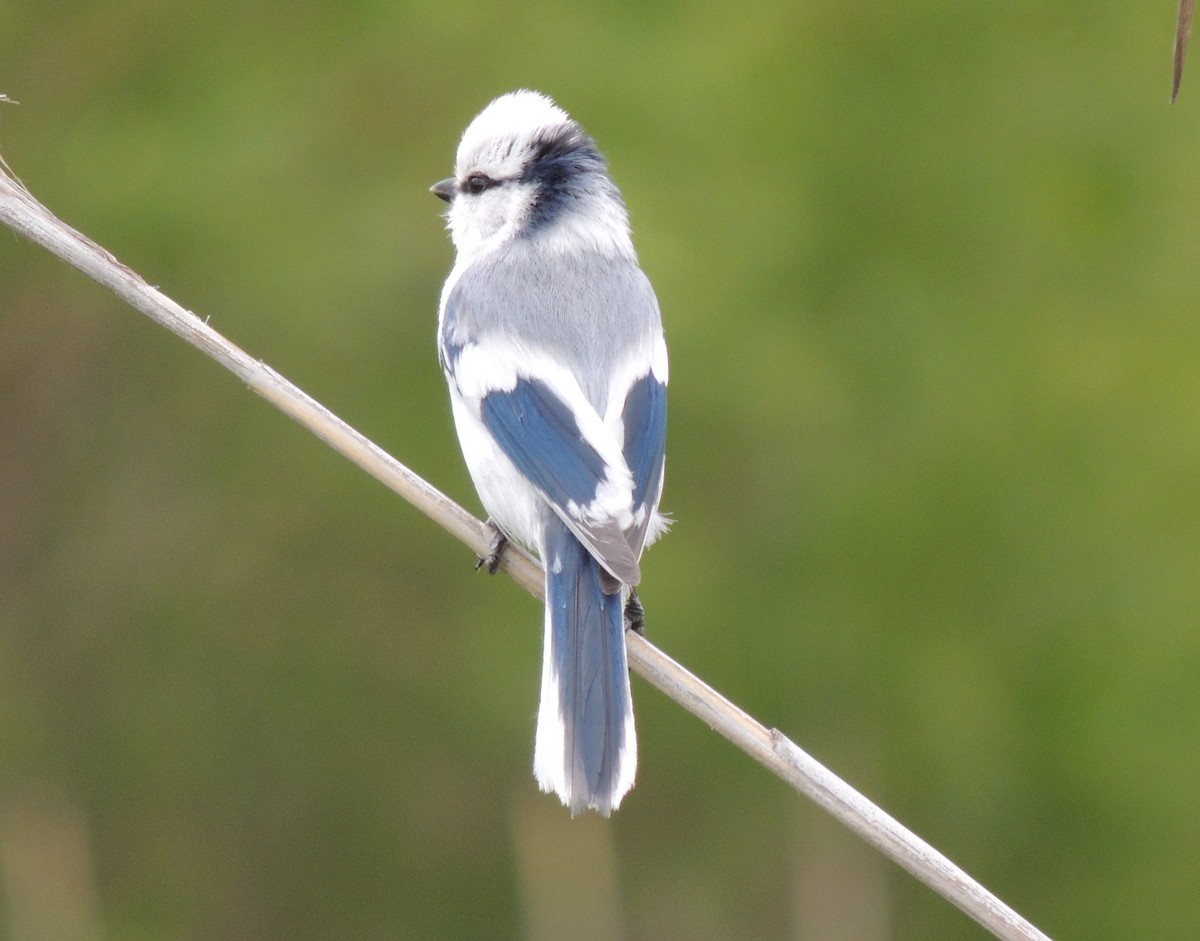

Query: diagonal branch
0;154;1053;941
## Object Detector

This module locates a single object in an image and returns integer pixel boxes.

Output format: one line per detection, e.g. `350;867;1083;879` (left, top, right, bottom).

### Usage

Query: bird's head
432;90;632;259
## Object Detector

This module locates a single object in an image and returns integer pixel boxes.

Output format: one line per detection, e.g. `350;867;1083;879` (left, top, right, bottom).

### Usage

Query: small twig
1174;0;1195;102
0;155;1053;941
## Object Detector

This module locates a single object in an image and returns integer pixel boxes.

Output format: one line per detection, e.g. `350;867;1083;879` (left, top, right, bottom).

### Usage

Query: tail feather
533;518;636;815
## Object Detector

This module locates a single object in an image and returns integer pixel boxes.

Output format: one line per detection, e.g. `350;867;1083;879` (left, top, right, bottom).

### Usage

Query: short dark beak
430;177;456;202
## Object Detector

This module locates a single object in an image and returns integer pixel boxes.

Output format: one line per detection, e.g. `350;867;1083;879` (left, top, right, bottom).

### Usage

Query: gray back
443;244;662;409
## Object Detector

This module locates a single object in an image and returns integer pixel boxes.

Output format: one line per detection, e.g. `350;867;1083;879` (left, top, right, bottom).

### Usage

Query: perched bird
432;90;668;815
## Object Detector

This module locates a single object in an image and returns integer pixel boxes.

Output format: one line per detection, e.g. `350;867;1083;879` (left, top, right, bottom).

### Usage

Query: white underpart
448;390;546;549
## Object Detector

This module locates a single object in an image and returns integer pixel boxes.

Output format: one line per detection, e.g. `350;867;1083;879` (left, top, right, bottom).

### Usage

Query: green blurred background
2;1;1198;938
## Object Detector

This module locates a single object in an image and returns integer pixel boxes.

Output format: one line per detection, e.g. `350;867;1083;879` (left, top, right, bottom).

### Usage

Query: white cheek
447;185;534;257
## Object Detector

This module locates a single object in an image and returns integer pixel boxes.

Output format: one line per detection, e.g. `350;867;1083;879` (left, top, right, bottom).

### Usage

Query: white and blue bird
432;90;668;815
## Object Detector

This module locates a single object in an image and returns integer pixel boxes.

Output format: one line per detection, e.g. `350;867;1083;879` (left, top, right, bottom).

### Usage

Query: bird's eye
463;173;496;195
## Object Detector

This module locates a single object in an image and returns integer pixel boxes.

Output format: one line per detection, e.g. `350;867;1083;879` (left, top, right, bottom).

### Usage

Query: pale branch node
0;152;1053;941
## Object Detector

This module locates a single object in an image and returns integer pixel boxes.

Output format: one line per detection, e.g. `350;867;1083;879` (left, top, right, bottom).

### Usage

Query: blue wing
479;379;641;586
620;373;667;553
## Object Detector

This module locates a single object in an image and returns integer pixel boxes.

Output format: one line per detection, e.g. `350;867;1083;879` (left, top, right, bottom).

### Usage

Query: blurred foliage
2;1;1199;939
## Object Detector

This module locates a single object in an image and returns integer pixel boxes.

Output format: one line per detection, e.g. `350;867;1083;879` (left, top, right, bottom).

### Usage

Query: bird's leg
623;588;646;636
475;522;509;575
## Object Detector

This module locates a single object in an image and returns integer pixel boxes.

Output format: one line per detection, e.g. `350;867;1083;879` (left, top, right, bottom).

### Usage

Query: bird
431;90;668;815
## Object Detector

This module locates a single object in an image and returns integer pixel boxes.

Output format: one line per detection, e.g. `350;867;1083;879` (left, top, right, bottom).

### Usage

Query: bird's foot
475;523;509;575
624;588;646;635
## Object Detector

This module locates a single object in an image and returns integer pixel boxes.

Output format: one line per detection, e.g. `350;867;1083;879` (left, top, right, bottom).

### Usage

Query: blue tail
533;517;637;816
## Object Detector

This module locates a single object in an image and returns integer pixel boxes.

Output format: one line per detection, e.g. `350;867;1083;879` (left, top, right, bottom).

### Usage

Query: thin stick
0;157;1053;941
1175;0;1195;102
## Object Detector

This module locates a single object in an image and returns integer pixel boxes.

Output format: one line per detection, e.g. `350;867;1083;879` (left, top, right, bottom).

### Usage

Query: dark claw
475;524;509;575
624;588;645;635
